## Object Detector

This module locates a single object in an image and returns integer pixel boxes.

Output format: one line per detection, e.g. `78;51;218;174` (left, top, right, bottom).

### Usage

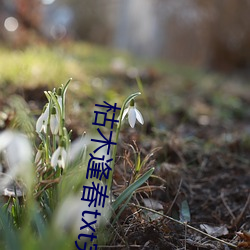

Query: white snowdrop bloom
54;195;84;235
36;103;50;133
51;145;67;169
67;134;90;164
50;106;59;135
0;130;33;190
122;99;144;128
54;191;111;236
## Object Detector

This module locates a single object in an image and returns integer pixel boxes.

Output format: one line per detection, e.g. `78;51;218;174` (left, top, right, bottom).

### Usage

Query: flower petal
50;114;59;135
121;108;129;121
135;109;144;125
36;113;45;133
41;122;48;133
60;148;67;169
51;147;61;168
44;104;50;118
36;104;50;134
128;107;136;128
5;133;32;170
0;131;34;191
0;130;13;151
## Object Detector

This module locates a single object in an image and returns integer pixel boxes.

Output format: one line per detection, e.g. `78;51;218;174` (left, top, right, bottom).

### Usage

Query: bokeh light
41;0;55;5
4;17;19;32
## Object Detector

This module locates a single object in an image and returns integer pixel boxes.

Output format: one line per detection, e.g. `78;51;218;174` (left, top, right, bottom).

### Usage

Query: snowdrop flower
122;99;144;128
36;103;50;133
54;192;111;236
35;143;43;164
0;130;33;190
67;134;90;164
51;142;67;169
50;106;59;135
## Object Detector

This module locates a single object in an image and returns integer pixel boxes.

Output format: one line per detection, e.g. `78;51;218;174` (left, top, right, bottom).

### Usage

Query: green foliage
112;167;155;212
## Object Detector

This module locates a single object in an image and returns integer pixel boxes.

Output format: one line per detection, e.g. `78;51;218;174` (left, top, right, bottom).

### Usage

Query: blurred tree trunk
15;0;42;45
204;0;250;71
16;0;41;31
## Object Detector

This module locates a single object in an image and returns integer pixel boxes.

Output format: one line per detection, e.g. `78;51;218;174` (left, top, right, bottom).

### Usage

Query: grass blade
112;167;154;211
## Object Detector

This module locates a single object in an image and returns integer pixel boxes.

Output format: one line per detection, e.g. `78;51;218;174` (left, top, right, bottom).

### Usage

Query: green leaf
32;209;46;237
112;192;133;225
112;167;154;211
0;208;21;250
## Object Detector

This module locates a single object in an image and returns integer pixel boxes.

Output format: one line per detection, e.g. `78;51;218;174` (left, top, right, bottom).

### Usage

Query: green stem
52;134;56;152
61;78;71;125
107;92;141;192
45;96;53;164
49;92;63;136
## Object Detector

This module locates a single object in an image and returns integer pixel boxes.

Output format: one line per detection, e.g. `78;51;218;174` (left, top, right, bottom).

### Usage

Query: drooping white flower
36;103;50;133
54;191;111;236
51;144;67;169
0;130;33;190
35;144;43;165
50;106;59;135
67;134;90;164
122;99;144;128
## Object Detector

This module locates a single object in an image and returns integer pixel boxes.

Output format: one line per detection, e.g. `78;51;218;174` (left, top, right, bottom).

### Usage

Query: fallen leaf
142;198;164;221
200;224;228;237
237;231;250;248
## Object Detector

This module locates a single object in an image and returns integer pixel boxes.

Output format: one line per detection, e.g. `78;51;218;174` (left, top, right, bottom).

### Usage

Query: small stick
166;178;183;215
221;190;236;221
233;192;250;227
98;244;141;248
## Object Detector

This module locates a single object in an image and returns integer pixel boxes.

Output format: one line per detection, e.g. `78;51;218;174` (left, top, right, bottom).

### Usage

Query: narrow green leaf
135;152;141;173
32;209;45;237
0;208;21;250
112;192;133;225
62;78;72;97
112;167;154;211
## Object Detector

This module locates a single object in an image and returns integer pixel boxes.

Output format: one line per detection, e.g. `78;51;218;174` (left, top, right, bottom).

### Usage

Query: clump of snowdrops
0;79;154;249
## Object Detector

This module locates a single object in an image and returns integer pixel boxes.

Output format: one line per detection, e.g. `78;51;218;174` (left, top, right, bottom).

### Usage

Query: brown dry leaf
237;231;250;248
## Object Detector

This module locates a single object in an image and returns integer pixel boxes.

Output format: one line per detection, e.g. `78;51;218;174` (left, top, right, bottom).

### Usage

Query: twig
129;203;238;249
184;221;187;250
221;190;236;221
166;178;183;215
98;244;141;248
233;192;250;227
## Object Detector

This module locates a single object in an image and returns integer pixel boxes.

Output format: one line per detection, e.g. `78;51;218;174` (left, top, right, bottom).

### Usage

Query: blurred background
1;0;250;73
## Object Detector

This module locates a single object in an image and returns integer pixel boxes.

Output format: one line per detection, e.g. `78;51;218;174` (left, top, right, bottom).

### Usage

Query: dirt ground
105;72;250;249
